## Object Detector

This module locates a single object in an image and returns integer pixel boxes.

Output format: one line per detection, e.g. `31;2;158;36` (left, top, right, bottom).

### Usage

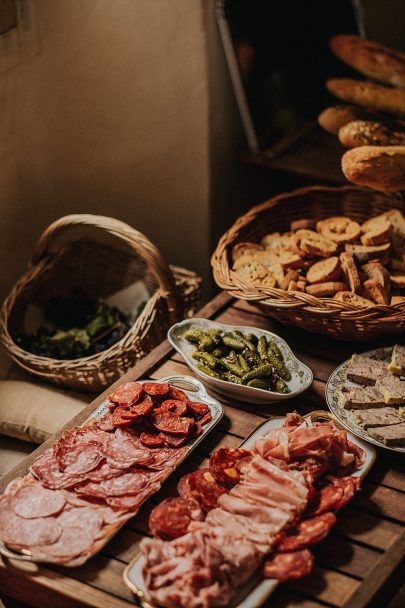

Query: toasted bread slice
316;216;361;244
333;291;374;307
340;252;361;293
363;279;390;304
345;242;391;264
306;257;341;284
232;242;264;262
362;261;391;299
306;281;348;297
361;219;392;246
294;229;338;258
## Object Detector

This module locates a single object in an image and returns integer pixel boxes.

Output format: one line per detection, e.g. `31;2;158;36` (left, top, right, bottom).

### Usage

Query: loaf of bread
341;146;405;191
330;35;405;89
318;105;378;135
338;120;405;148
326;78;405;117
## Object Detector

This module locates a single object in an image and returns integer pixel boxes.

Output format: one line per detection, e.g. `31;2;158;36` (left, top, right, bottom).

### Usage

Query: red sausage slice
122;395;154;419
160;400;188;417
209;447;252;488
149;497;203;540
263;549;314;581
108;382;143;407
150;410;193;436
278;512;337;551
143;382;170;396
177;468;228;513
186;402;210;417
140;432;165;448
169;387;189;402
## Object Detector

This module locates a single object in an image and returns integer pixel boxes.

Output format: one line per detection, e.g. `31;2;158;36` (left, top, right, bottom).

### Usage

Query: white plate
168;318;313;404
0;375;223;566
326;347;405;454
123;413;376;608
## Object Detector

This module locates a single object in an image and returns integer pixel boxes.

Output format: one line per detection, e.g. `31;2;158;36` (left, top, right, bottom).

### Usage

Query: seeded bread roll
329;35;405;89
338;120;405;148
318;105;378;135
341;146;405;191
326;79;405;117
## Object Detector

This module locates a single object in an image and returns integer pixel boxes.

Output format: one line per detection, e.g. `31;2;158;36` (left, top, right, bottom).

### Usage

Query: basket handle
31;214;181;323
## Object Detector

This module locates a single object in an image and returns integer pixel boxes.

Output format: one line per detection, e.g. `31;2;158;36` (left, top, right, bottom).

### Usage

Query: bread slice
290;218;316;231
349;407;403;429
346;354;388;385
345;242;391;264
294;230;337;258
261;232;293;251
361;261;391;301
339;386;388;409
306;257;341;284
232;242;263;262
333;291;374;307
390;272;405;289
368;421;405;446
339;119;405;148
329;35;405;89
316;217;361;244
375;375;405;404
362;279;390;305
383;209;405;255
360;219;392;246
326;79;405;117
391;295;405;305
341;146;405;191
340;252;361;293
388;344;405;376
305;282;347;297
280;270;299;290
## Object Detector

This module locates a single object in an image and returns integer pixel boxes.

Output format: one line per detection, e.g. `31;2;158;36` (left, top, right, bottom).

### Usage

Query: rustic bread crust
340;252;361;293
361;219;392;246
341;146;405;191
345;242;391;264
326;79;405;117
294;229;337;258
363;278;390;304
329;35;405;89
338;120;405;148
290;218;316;231
306;282;348;297
232;242;263;262
316;216;361;244
333;291;373;307
318;105;379;135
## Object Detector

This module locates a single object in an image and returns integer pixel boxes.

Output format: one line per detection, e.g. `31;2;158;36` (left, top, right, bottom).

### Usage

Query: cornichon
185;325;291;394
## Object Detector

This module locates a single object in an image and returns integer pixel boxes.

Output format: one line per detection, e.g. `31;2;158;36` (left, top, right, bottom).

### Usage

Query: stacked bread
231;208;405;307
318;35;405;191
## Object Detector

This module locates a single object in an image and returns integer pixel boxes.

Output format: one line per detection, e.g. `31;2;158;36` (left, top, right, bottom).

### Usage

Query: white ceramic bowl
167;318;313;404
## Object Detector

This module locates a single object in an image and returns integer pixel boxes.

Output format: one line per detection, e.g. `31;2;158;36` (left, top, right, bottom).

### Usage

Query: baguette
341;146;405;191
338;120;405;148
329;34;405;89
318;105;379;135
326;78;405;117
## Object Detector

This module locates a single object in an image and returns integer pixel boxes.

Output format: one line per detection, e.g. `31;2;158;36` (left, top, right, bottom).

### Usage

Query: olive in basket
15;293;134;359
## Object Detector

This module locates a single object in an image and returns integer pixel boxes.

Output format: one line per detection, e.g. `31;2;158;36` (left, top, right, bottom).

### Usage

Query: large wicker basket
0;215;201;391
212;185;405;341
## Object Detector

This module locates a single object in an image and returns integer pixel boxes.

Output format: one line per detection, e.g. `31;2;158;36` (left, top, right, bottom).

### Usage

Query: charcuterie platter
0;375;223;567
123;411;376;608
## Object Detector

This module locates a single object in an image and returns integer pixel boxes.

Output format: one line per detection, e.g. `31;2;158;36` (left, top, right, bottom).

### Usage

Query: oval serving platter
123;412;376;608
168;318;313;404
0;375;223;565
326;346;405;454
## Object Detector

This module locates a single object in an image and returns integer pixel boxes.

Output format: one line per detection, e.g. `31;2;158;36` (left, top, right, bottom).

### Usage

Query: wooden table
1;292;404;608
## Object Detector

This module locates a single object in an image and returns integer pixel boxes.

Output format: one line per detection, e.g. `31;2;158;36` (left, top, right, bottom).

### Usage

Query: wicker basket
0;215;201;391
211;185;405;341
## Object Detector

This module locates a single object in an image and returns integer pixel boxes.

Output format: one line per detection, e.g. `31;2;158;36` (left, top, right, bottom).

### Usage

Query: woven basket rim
211;184;405;319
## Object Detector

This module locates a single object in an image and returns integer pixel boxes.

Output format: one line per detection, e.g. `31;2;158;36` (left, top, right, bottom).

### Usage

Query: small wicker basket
211;185;405;341
0;214;201;391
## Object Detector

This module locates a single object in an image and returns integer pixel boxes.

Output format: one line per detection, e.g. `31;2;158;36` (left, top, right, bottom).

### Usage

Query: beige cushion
0;380;88;444
0;435;33;477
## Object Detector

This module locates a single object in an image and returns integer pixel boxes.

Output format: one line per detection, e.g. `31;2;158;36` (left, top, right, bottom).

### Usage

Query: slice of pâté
368;421;405;446
346;354;387;386
339;386;388;409
349;407;403;429
387;344;405;376
375;375;405;405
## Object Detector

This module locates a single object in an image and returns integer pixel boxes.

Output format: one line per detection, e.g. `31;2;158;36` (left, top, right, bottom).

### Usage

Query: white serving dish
123;412;376;608
167;318;313;404
0;375;223;566
326;347;405;454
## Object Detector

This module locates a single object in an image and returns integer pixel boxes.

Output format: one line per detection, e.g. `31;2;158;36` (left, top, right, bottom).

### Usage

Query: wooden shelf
243;127;347;184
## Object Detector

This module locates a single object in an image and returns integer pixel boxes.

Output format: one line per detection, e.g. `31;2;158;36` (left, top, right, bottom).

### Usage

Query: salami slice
146;446;186;470
308;476;360;516
57;506;103;536
177;468;228;513
263;549;314;581
209;447;252;488
105;428;154;467
278;512;337;551
35;526;95;558
159;432;189;448
1;509;62;547
30;449;86;490
169;386;189;402
58;441;104;475
149;497;204;540
106;483;160;510
143;382;170;396
334;477;361;510
87;461;124;482
109;382;144;407
11;482;66;519
186;402;210;418
140;432;165;448
96;413;116;432
197;412;212;428
160;400;188;417
150;410;193;436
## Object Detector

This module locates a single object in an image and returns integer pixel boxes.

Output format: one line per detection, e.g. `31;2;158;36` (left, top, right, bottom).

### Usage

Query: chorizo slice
169;386;189;402
263;549;314;581
177;468;228;513
122;395;154;419
160;400;188;417
186;401;210;418
308;476;360;516
150;410;193;436
143;382;170;396
209;447;252;488
108;382;143;407
278;512;337;551
149;497;203;540
140;432;165;448
159;432;190;448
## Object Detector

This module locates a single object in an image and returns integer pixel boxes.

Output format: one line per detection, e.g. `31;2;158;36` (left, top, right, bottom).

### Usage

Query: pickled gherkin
184;324;291;393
